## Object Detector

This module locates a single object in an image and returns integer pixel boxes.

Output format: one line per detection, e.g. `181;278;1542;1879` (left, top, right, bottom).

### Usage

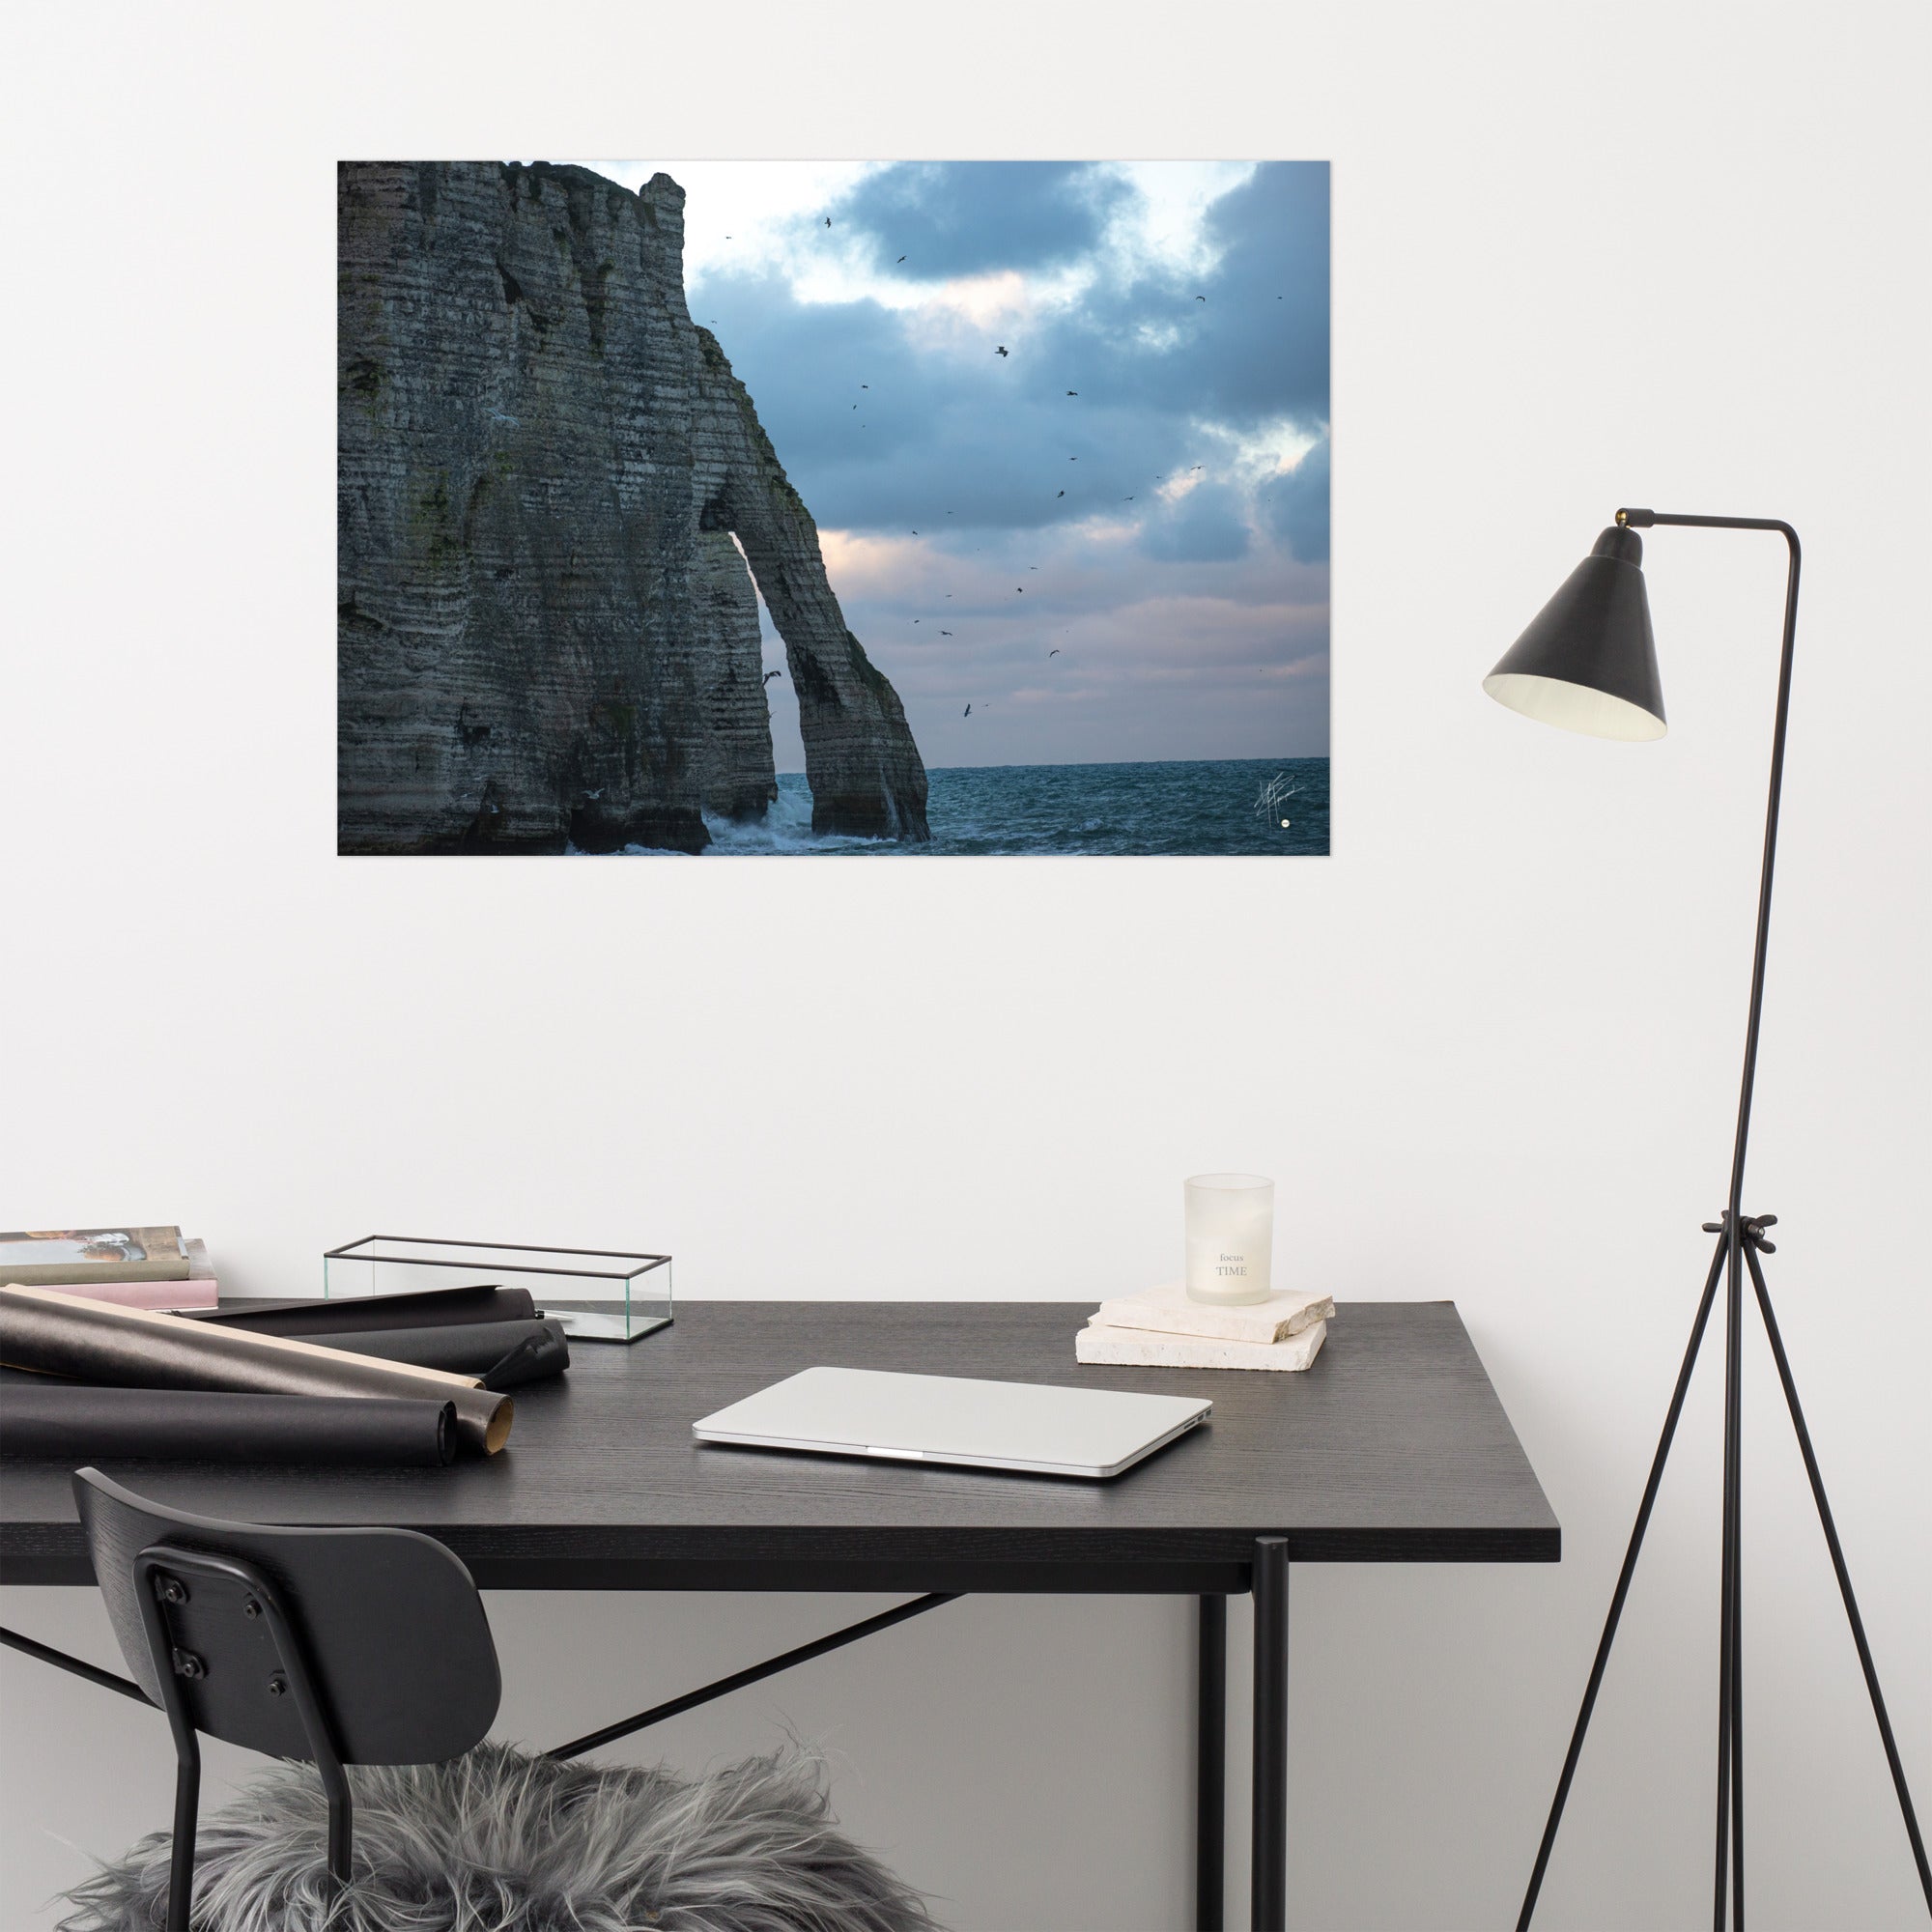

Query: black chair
73;1466;501;1932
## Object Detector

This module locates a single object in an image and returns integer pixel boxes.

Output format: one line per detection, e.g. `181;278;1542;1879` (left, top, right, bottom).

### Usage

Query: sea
615;756;1330;856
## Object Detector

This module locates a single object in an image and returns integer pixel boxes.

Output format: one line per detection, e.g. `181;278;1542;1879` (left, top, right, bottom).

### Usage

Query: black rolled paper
306;1318;568;1385
187;1284;539;1335
0;1286;513;1456
0;1385;456;1467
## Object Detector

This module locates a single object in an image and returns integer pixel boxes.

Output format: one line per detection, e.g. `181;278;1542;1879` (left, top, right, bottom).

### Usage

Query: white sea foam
697;776;890;855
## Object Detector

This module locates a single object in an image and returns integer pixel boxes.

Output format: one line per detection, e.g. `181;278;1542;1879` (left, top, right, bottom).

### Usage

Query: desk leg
1197;1594;1227;1931
1252;1538;1290;1932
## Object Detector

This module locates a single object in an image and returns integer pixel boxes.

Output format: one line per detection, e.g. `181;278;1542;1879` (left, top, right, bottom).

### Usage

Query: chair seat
59;1741;935;1932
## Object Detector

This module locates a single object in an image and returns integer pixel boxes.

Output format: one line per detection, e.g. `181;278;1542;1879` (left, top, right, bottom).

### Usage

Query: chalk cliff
337;161;929;852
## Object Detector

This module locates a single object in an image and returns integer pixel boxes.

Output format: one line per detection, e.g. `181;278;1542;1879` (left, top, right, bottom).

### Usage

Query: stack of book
1075;1279;1333;1371
0;1227;216;1310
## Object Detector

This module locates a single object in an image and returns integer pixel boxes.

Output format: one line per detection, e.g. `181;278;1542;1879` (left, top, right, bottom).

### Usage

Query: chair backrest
74;1468;500;1766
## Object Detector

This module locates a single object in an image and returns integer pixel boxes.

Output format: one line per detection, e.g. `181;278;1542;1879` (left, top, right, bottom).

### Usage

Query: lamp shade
1484;525;1666;740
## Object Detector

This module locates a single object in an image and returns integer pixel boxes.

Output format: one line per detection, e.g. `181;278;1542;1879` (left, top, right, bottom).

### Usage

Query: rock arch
337;161;928;853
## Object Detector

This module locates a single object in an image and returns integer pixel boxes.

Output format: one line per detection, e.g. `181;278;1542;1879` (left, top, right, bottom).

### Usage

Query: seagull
1016;586;1024;593
1049;648;1061;657
1066;389;1078;396
762;669;782;684
852;403;858;409
963;703;972;718
1123;496;1134;501
912;529;919;535
1057;490;1065;498
1195;295;1207;302
824;216;832;228
941;629;952;636
995;346;1009;357
897;254;906;263
862;384;868;388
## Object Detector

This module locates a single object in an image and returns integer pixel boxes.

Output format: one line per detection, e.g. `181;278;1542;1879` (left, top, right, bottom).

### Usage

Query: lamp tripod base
1519;1212;1931;1929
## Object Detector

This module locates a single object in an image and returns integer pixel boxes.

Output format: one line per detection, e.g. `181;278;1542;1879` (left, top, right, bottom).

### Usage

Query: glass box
322;1237;671;1343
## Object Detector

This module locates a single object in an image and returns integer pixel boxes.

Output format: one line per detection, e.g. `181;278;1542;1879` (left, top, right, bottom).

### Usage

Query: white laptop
692;1366;1211;1480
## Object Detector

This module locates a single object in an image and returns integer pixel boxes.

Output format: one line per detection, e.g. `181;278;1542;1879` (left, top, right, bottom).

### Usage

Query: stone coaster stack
1074;1280;1332;1371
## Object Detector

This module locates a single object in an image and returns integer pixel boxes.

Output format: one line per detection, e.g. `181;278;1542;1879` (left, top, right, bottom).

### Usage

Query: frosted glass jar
1184;1174;1275;1305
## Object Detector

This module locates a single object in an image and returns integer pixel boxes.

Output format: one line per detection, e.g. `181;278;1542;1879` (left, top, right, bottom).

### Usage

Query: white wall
3;4;1927;1925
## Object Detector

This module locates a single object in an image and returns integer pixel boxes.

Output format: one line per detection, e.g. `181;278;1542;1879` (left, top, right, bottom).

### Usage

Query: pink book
33;1277;219;1312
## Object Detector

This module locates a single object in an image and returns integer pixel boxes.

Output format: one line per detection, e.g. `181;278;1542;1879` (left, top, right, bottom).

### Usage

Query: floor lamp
1484;510;1931;1930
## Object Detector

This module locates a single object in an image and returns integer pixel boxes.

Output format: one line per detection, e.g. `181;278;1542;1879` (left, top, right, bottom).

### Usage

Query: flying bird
1048;648;1061;657
1016;586;1024;593
1066;389;1078;396
762;669;782;684
896;254;906;263
824;216;832;227
963;704;972;718
1056;490;1065;497
1195;295;1207;302
862;384;868;388
940;629;952;636
912;529;919;535
995;346;1009;357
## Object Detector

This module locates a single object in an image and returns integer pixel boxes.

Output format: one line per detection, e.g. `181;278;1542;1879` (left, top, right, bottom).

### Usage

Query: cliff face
337;161;928;852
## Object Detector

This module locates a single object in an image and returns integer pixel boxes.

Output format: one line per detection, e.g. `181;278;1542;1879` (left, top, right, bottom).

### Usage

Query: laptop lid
692;1366;1211;1480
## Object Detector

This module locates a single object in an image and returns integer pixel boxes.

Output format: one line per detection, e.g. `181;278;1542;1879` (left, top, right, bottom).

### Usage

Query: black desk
0;1301;1558;1929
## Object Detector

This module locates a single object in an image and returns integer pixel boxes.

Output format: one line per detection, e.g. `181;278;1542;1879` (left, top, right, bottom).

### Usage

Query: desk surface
0;1301;1557;1592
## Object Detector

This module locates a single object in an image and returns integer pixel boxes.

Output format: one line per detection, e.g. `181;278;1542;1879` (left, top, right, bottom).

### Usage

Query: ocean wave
567;758;1329;856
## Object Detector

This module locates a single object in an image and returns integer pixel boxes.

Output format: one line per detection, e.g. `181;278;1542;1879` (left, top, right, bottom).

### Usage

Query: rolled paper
305;1318;568;1385
0;1385;456;1467
479;1333;553;1392
185;1283;537;1335
0;1285;513;1456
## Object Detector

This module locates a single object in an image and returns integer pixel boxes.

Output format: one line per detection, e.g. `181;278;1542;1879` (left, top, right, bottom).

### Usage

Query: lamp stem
1613;512;1802;1221
1625;513;1800;1932
1722;523;1803;1220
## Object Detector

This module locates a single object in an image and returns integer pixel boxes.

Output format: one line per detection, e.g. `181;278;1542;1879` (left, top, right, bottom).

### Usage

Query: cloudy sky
586;159;1329;773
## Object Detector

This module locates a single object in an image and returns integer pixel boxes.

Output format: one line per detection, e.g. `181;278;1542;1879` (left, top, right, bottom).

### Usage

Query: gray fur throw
58;1741;938;1932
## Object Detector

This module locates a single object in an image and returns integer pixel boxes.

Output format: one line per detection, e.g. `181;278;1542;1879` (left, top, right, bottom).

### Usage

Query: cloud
832;161;1136;281
1256;436;1330;564
1140;482;1252;562
674;161;1330;765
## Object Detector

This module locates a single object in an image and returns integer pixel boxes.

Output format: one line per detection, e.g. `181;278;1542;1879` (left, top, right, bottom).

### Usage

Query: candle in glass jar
1184;1173;1275;1305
